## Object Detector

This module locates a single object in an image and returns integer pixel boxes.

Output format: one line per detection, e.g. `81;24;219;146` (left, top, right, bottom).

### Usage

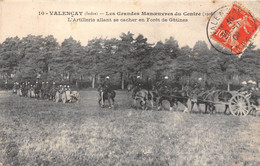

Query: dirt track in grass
0;90;259;166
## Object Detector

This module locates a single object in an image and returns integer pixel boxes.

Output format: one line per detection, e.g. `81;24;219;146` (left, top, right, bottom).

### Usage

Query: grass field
0;90;260;166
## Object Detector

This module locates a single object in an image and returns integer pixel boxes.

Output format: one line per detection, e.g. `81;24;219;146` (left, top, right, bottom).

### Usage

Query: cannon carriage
55;89;80;103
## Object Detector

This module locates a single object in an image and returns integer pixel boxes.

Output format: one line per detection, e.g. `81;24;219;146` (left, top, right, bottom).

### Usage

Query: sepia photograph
0;0;260;165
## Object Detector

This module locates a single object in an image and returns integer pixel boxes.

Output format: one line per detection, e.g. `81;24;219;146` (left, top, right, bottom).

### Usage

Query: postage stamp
210;3;260;55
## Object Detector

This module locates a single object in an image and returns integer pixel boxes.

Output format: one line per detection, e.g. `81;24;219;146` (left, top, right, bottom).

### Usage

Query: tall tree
149;41;173;80
0;36;21;82
115;32;135;85
238;44;260;85
175;45;195;86
52;37;84;83
132;34;153;77
15;35;59;81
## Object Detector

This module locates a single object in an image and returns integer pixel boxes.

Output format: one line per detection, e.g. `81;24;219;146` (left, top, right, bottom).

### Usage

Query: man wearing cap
41;82;46;99
158;76;171;96
34;81;41;98
239;81;249;94
102;76;112;93
65;85;72;102
13;82;17;94
247;80;256;94
132;76;144;98
50;82;57;100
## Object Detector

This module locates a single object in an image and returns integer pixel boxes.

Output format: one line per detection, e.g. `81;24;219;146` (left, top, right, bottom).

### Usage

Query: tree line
0;32;259;90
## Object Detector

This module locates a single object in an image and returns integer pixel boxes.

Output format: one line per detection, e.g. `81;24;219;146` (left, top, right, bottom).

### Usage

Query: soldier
49;82;56;100
41;82;46;99
13;82;17;94
247;80;254;93
158;76;172;96
252;81;259;91
132;76;144;98
100;76;112;93
238;81;252;97
66;85;71;91
45;81;50;91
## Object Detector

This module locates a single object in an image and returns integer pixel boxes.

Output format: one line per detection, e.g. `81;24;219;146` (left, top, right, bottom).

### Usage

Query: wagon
227;91;260;116
166;89;259;117
200;90;259;117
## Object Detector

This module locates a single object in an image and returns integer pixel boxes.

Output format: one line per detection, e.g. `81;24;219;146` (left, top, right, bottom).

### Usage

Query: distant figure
132;76;144;98
99;76;112;93
158;76;172;96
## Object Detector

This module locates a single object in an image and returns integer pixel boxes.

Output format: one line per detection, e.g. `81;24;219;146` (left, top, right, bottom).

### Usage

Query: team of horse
125;83;253;115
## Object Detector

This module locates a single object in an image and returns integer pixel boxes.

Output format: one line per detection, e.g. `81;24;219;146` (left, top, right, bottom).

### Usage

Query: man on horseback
156;75;175;110
132;75;144;98
99;76;112;93
98;76;115;108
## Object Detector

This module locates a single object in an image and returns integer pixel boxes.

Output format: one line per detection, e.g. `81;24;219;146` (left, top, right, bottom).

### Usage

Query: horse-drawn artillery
166;88;260;117
188;88;260;116
55;86;80;103
127;81;260;116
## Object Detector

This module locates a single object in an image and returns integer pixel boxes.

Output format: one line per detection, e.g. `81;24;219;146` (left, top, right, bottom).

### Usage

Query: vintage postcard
0;0;259;165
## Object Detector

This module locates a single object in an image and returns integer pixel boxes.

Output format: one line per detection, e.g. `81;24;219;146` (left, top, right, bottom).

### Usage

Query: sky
0;0;259;49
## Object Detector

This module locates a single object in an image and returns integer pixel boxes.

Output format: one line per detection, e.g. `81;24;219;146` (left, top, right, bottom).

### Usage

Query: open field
0;90;260;166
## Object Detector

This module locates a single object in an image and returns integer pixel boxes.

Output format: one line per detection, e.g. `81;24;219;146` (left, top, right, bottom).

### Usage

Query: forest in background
0;32;259;90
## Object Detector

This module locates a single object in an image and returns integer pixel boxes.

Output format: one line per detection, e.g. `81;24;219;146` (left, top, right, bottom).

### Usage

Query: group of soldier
12;81;71;100
239;80;259;97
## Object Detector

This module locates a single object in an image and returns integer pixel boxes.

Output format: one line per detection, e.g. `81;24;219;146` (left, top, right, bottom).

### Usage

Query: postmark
207;3;260;56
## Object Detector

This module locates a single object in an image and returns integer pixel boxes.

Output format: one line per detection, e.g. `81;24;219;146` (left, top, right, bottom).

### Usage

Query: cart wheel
229;94;251;116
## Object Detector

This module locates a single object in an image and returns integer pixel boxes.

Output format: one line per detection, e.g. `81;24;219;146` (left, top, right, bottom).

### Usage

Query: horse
156;85;190;112
127;83;154;110
213;90;232;114
189;87;218;114
98;85;116;108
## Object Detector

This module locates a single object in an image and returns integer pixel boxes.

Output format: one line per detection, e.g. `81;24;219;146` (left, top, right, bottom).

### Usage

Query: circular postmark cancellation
206;3;260;56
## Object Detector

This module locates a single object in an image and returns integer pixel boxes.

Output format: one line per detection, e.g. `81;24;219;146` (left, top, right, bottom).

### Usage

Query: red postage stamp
211;4;260;55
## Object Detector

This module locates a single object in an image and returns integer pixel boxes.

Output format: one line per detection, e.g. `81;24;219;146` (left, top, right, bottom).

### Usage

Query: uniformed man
238;81;252;97
66;85;71;91
252;81;259;91
239;81;248;92
159;75;171;96
132;76;144;98
49;82;57;100
45;81;50;92
41;82;46;98
100;76;112;92
247;80;254;93
13;82;17;94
